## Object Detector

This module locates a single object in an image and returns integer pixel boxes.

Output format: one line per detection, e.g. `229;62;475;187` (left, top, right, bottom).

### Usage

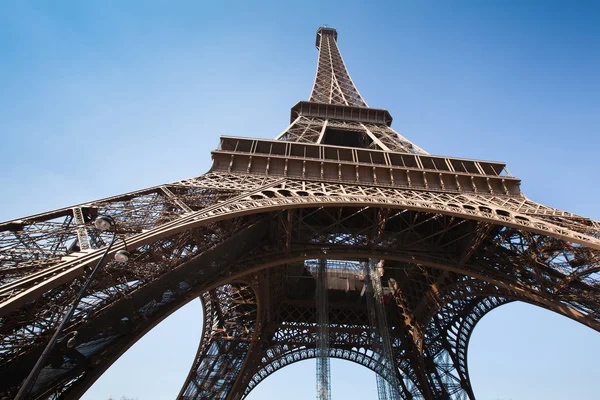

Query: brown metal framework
1;26;599;399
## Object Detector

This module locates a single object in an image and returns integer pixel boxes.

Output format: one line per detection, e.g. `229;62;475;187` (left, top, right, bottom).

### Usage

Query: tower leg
315;259;331;400
178;283;260;400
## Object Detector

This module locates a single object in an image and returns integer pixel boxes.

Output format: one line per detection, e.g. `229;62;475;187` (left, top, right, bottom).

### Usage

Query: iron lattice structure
1;26;600;399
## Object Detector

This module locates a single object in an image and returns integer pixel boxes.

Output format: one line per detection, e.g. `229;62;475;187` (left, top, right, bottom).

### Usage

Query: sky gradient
1;1;599;399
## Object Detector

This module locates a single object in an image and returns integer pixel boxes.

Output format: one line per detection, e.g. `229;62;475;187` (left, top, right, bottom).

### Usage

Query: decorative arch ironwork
1;191;599;398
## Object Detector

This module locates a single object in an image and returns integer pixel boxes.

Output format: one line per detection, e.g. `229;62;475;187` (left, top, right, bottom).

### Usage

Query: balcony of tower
315;26;338;49
211;136;521;197
290;101;393;126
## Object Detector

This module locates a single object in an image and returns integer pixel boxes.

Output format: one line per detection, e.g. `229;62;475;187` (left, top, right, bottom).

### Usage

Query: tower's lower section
176;263;513;400
1;167;599;399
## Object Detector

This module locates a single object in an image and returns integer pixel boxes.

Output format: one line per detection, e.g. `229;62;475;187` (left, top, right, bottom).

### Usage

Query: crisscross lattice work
309;27;367;107
276;117;428;154
284;27;428;154
1;26;599;400
315;259;331;400
179;282;259;400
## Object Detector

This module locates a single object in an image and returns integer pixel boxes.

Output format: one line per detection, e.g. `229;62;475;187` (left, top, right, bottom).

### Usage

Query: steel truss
315;259;331;400
1;27;599;400
179;282;259;400
364;259;405;400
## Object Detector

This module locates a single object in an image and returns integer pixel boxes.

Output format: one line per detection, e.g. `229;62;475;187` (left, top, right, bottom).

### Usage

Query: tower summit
315;26;337;48
283;26;426;153
310;26;365;107
2;27;600;400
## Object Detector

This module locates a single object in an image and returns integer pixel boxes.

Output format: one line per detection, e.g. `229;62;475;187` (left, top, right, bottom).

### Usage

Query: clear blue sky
1;1;599;399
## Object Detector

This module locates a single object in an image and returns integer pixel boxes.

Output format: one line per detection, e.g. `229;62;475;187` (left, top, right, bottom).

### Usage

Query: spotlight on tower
66;332;78;349
94;215;115;231
114;250;130;263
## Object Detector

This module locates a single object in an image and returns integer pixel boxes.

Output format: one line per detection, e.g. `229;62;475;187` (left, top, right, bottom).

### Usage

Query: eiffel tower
2;26;600;400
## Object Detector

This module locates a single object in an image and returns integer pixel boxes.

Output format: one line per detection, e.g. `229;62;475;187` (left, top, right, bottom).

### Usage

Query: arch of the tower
1;199;599;399
237;294;510;400
177;281;261;400
174;252;592;400
2;180;598;319
242;346;417;399
237;297;515;400
176;263;514;400
177;272;422;399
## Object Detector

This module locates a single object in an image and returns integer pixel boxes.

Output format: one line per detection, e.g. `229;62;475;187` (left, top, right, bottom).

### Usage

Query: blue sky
1;1;599;399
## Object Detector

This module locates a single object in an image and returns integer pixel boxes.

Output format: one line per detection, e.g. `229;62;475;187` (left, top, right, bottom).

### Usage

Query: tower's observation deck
315;26;338;49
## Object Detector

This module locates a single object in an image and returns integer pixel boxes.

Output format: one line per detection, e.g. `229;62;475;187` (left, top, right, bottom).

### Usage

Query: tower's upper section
309;27;368;107
276;27;427;154
210;27;519;196
315;26;338;47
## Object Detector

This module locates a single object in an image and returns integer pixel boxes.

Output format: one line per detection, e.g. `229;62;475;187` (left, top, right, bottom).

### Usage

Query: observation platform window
305;145;319;159
421;157;449;171
450;159;480;174
322;127;373;149
255;141;286;156
480;162;505;176
370;151;386;165
220;138;252;153
420;157;436;170
324;147;338;161
290;144;305;157
256;141;271;155
338;148;354;161
356;150;371;164
389;153;418;168
289;144;319;159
